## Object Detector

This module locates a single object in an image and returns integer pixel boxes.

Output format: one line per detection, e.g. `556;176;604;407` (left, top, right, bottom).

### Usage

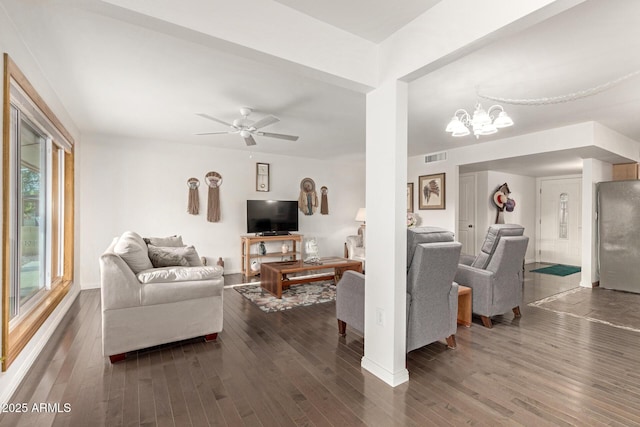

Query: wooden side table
457;285;472;327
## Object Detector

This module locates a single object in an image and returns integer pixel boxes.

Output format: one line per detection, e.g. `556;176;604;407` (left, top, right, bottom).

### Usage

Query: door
539;178;582;265
458;174;476;255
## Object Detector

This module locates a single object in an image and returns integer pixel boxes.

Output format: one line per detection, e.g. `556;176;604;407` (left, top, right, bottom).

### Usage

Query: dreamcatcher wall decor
298;177;318;215
205;171;223;222
187;177;200;215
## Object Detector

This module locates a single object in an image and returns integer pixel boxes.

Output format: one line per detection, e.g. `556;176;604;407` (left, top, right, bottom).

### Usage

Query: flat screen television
247;200;298;235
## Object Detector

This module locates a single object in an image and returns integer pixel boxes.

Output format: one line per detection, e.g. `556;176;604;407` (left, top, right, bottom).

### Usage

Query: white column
361;80;409;386
581;158;612;287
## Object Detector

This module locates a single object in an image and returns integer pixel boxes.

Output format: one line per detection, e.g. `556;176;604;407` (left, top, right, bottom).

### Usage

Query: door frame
535;174;582;263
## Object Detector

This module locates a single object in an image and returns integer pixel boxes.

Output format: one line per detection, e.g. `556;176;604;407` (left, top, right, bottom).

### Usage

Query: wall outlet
376;308;384;326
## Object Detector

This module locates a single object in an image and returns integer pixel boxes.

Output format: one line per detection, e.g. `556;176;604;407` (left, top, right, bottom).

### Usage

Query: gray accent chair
455;224;528;328
460;224;524;268
336;227;462;352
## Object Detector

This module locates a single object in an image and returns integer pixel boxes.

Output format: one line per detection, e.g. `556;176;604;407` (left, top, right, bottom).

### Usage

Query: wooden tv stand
240;234;303;277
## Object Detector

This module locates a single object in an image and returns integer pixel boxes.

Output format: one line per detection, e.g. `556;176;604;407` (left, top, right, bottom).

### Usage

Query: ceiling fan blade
250;115;280;130
195;131;232;135
196;113;234;127
244;135;257;146
259;131;299;141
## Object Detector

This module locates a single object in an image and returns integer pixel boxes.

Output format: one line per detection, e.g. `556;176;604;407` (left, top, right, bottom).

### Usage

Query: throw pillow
154;245;203;267
143;235;184;247
148;245;189;268
113;231;154;274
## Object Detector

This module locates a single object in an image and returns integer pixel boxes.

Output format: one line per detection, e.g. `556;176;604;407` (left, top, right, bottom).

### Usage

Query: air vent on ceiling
424;151;447;164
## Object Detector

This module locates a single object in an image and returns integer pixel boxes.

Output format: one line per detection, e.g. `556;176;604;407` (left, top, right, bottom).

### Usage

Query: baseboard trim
361;356;409;387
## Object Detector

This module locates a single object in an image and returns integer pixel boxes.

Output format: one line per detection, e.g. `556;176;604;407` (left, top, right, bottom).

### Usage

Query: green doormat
530;264;581;277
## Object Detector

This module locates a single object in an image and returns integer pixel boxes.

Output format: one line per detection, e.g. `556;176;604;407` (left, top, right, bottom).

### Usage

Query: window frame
2;53;75;371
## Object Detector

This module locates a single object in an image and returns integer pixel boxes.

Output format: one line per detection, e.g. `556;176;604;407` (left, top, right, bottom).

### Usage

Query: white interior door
539;178;582;265
458;174;476;255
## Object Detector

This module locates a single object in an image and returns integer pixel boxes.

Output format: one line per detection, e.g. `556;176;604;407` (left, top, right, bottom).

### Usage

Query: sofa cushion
137;265;224;284
144;235;184;247
151;245;203;267
148;245;190;268
139;268;224;306
113;231;153;274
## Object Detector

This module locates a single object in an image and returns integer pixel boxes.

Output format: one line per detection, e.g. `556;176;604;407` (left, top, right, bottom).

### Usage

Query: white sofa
100;231;224;362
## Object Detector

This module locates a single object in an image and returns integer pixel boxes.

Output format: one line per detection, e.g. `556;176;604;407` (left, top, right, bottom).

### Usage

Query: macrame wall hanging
320;186;329;215
187;177;200;215
298;177;318;215
205;171;223;222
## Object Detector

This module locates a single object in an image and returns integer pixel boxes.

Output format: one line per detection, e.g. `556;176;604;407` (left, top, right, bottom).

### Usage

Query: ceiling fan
196;107;299;146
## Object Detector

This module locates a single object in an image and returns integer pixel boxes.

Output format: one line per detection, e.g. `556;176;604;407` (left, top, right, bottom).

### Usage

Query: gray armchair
455;230;529;328
406;241;462;351
460;224;524;267
336;227;462;352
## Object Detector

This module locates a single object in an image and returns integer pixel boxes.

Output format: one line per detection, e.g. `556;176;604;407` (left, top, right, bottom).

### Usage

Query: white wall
485;171;537;263
0;4;82;406
407;157;537;262
407;156;458;232
79;134;365;288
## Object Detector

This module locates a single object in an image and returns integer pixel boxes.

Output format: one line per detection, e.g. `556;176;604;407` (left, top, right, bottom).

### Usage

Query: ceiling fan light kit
197;107;299;146
445;103;513;139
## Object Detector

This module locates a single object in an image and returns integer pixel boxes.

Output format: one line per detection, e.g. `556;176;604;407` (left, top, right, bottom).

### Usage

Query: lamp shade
493;111;514;128
355;208;366;222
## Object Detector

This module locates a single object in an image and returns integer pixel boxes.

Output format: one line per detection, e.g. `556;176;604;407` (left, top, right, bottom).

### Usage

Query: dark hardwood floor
3;264;640;426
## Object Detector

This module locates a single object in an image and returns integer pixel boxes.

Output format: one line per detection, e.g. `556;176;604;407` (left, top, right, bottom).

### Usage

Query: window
558;192;568;239
2;54;74;371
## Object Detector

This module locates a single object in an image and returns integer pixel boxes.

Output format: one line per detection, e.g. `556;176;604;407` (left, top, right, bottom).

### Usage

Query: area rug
530;264;581;276
529;287;640;333
234;281;336;313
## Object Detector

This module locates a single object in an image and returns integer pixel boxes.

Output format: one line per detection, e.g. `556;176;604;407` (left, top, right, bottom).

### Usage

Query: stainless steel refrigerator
597;180;640;293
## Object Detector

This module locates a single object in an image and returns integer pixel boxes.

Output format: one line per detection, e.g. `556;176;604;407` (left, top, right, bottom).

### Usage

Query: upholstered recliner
336;227;462;352
455;224;528;328
460;224;524;268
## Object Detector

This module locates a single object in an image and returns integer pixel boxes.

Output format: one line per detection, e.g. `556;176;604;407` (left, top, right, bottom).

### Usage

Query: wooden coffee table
260;257;363;298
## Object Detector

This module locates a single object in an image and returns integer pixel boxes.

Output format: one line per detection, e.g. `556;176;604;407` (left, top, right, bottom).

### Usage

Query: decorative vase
281;243;289;253
250;260;261;272
258;241;267;255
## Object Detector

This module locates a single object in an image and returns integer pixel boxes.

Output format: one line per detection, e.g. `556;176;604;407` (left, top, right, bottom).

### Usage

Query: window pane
559;192;568;239
19;119;47;307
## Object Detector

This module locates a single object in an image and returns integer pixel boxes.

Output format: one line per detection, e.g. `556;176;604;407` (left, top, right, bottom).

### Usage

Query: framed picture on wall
419;173;445;210
256;162;270;192
407;183;414;213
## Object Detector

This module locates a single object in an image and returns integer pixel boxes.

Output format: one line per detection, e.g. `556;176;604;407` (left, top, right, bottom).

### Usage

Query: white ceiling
273;0;442;43
3;0;640;173
408;0;640;159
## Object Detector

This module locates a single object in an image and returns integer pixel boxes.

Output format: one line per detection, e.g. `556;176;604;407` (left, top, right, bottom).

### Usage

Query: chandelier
445;103;513;138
